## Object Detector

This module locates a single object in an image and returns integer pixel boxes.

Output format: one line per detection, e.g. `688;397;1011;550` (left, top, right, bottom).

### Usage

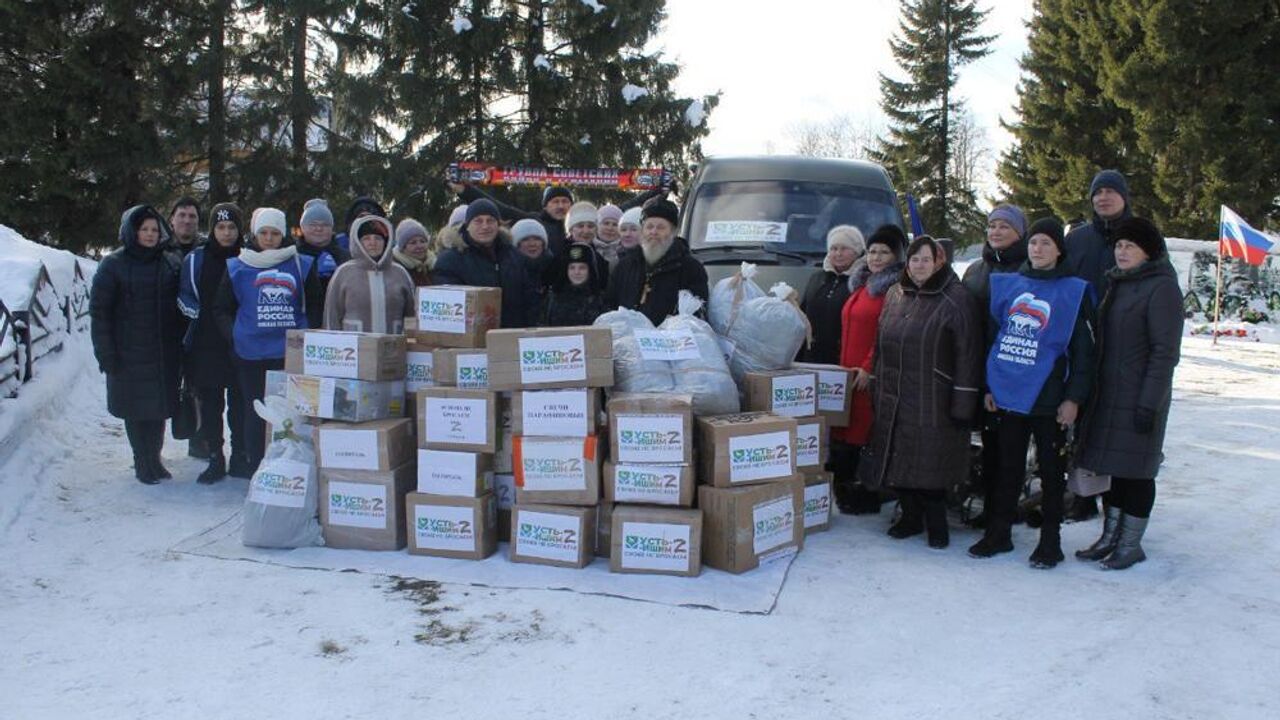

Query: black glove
1133;408;1155;434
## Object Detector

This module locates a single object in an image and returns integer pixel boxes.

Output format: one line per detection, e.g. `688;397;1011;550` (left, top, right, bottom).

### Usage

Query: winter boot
150;454;172;480
849;484;882;515
887;493;924;539
923;495;949;549
134;456;159;485
1075;505;1122;561
1029;527;1064;569
967;526;1014;558
1101;514;1148;570
227;450;253;479
197;452;227;485
833;479;855;514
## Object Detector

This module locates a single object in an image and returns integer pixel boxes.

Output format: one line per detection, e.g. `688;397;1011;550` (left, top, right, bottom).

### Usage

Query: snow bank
0;224;90;300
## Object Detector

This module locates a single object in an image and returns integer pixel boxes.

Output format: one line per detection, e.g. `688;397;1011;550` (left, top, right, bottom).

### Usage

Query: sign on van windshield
704;221;789;244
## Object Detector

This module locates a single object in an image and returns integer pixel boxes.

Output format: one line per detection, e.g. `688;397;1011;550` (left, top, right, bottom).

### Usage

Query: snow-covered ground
2;330;1277;719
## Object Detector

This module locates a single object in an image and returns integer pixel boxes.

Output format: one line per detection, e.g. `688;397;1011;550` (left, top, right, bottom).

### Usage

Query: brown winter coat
323;216;416;334
861;266;983;491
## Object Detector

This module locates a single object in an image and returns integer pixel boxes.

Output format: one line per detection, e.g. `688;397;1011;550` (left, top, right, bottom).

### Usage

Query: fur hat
826;225;865;254
620;207;643;229
395;218;430;250
542;186;574;207
988;204;1027;238
1026;217;1065;257
1113;216;1166;260
566;201;599;230
252;207;287;237
866;224;907;258
465;198;501;225
641;198;680;228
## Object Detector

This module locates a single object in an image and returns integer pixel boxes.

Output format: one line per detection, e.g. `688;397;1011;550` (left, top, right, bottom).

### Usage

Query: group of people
90;183;707;488
800;169;1182;571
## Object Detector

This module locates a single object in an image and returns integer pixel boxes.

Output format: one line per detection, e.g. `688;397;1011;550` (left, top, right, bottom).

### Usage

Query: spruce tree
874;0;993;243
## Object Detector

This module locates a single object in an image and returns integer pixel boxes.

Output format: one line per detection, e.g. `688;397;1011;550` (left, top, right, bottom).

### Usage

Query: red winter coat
832;259;903;446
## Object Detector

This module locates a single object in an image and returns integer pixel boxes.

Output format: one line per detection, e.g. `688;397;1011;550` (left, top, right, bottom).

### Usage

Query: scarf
238;245;297;269
393;247;435;272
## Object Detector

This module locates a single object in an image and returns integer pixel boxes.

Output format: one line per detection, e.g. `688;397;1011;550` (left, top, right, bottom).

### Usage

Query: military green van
680;156;906;290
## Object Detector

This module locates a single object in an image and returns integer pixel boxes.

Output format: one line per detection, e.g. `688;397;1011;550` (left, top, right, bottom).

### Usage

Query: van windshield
687;180;902;254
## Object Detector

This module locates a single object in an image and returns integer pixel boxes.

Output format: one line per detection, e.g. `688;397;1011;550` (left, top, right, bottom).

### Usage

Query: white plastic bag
708;262;766;336
660;291;740;416
242;397;324;549
725;282;811;386
594;307;676;393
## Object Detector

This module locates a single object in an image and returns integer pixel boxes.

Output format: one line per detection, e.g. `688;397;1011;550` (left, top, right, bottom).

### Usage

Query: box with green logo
512;388;601;437
431;347;490;389
509;503;596;569
417;388;497;452
794;415;828;472
791;362;855;427
486;326;613;390
606;392;694;465
610;506;703;577
743;369;819;419
285;329;406;381
410;285;502;348
696;411;798;488
512;436;602;506
603;462;696;507
319;462;416;551
405;492;497;560
287;374;406;422
802;471;833;535
698;477;804;574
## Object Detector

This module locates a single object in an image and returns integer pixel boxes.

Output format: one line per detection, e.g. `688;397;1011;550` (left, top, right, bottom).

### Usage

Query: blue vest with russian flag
225;254;314;361
986;272;1088;414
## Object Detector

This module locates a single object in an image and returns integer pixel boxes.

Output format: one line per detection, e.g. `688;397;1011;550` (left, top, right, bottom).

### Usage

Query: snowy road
2;336;1278;719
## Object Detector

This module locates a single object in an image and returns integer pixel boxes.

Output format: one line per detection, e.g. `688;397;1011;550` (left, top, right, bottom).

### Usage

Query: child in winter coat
325;216;417;333
540;243;607;327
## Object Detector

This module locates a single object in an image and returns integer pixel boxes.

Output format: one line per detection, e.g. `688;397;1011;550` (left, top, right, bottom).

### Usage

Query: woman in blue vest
213;207;319;475
972;218;1096;568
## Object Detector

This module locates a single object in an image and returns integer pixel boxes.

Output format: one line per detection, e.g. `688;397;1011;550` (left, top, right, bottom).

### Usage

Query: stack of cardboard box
282;329;414;550
787;362;850;538
488;326;613;569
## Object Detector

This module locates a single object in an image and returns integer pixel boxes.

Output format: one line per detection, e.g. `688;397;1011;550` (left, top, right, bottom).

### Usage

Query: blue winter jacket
212;247;316;361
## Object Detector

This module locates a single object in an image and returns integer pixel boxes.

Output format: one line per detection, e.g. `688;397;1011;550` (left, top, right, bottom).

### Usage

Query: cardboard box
512;436;601;506
595;500;613;558
494;428;514;473
511;388;600;437
417;388;497;452
405;348;436;393
792;362;855;427
416;449;493;497
405;492;498;560
794;415;829;472
317;418;415;472
699;477;805;574
285;330;406;381
603;462;696;507
486;326;613;390
609;506;702;577
432;348;490;389
287;374;405;422
494;473;516;542
697;412;798;487
607;393;694;465
743;369;819;418
802;472;833;535
509;504;596;568
410;285;502;348
265;369;288;399
319;462;415;550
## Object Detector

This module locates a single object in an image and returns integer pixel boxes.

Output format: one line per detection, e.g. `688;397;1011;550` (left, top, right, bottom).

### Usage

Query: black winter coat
603;238;709;327
183;240;240;388
541;285;607;327
90;205;183;421
433;228;541;328
962;238;1028;347
297;238;351;325
797;261;853;364
1078;259;1182;479
1063;209;1132;300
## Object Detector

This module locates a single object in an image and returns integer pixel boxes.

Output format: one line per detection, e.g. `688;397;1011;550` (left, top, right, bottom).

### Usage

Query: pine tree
874;0;994;243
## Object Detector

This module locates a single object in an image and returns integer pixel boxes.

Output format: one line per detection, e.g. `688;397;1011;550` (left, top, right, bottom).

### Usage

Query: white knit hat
619;207;643;229
252;207;287;237
565;201;598;230
512;218;548;245
826;225;866;254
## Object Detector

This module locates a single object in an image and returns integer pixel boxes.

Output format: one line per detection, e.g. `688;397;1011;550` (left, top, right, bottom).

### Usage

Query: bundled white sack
242;397;324;549
726;282;811;385
708;262;766;336
594;307;676;393
660;291;740;416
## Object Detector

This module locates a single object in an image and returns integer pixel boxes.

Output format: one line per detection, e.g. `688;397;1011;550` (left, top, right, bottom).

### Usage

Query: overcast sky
654;0;1034;201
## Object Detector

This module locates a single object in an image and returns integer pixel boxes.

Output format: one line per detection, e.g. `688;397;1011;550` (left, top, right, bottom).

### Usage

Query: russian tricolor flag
1220;205;1275;266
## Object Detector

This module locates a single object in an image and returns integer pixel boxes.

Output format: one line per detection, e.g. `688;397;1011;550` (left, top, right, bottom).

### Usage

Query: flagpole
1213;215;1224;347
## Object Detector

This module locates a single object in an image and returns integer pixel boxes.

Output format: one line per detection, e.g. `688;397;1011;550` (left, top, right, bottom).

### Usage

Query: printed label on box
248;459;311;508
816;369;848;413
319;428;380;470
615;414;685;463
327;481;388;529
770;374;816;417
418;287;468;333
796;421;821;468
804;483;831;529
417;449;480;495
494;474;516;510
520;439;587;491
521;390;589;436
302;332;360;379
456;353;489;389
424;397;488;445
414;504;477;552
518;335;587;384
728;430;792;483
406;351;435;392
514;510;582;563
620;522;692;572
633;329;701;361
752;495;795;554
612;464;683;504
